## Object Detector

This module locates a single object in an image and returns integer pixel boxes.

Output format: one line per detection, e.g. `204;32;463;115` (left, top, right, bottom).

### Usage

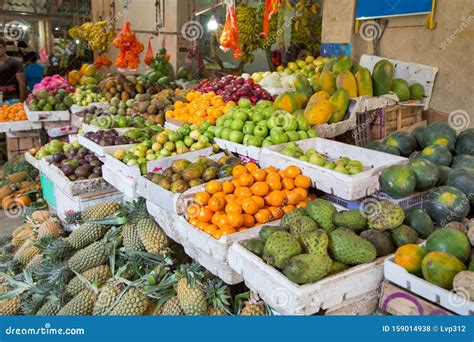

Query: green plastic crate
40;172;56;209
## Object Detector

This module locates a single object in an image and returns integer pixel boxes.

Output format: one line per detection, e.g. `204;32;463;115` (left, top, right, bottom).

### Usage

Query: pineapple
11;225;34;247
92;281;123;315
158;295;184;315
122;224;145;253
13;238;40;266
24;254;43;275
176;265;207;315
240;293;266;316
36;298;61;316
37;220;63;238
67;240;114;273
42;238;74;262
57;289;97;315
82;202;121;222
109;287;149;316
66;265;111;297
0;284;21;315
206;279;230;316
66;222;108;250
31;210;53;224
143;301;159;315
137;218;168;255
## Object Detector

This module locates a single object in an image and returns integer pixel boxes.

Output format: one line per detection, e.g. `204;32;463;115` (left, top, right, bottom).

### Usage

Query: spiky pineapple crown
176;262;204;289
205;278;231;310
125;198;149;223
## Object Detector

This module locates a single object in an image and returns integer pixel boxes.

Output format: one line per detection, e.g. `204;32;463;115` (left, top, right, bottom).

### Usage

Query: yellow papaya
295;91;309;108
319;71;337;95
332;56;352;74
336;71;357;98
68;70;80;86
304;99;334;125
305;91;330;110
328;89;349;124
273;92;301;113
294;74;313;97
355;67;373;96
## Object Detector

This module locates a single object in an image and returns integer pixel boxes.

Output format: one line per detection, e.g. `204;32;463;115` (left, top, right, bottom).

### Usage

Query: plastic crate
322;194;365;210
372;190;431;210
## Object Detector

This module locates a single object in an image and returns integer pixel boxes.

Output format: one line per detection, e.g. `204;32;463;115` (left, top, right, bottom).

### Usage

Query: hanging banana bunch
236;4;258;64
68;21;115;53
256;3;278;49
290;0;321;55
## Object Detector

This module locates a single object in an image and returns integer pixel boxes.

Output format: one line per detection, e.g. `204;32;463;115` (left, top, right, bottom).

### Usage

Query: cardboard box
6;130;41;160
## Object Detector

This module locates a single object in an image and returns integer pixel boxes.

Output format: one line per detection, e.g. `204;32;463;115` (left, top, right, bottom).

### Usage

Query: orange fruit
231;179;241;189
283;166;301;179
251;182;269;196
252;169;267;182
266;190;286;207
194;192;210;206
232;165;248;178
220;224;237;236
238;173;254;187
195;221;209;230
186;204;201;219
242;213;256;228
268;206;284;220
294;175;311;189
297;200;308;208
282;178;295;190
286;191;301;205
283;204;296;213
251;195;265;209
294;187;308;200
241;198;259;215
211;211;225;226
205;180;222;194
222;181;235;194
265;166;278;173
216;213;228;228
235;187;252;198
208;197;226;212
255;208;271;224
266;172;281;183
225;201;242;214
198;207;214;223
212;229;224;240
226;212;244;228
204;224;218;235
267;179;282;191
245;162;259;173
225;194;237;203
189;218;199;226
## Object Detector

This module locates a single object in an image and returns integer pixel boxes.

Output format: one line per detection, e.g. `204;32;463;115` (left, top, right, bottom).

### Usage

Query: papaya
294;74;313;97
351;63;363;75
322;58;336;72
335;71;357;98
305;91;330;110
295;91;309;108
328;89;349;124
426;227;470;262
332;56;352;74
371;59;395;96
310;78;321;92
394;244;428;275
304;99;334;125
273;92;301;113
319;71;337;95
422;251;466;290
355;67;373;97
68;70;80;86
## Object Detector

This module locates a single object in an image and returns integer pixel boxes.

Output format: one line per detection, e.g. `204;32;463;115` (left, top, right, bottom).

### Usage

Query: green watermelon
451;154;474;169
372;60;395;96
422;122;457;151
418;144;452;166
436;165;452;185
391;79;410;101
409;83;425;101
379;165;417;198
455;129;474;156
426;227;470;262
383;131;417;157
408;158;439;191
411;126;426;149
447;168;474;204
404;208;435;239
367;141;400;156
425;186;470;226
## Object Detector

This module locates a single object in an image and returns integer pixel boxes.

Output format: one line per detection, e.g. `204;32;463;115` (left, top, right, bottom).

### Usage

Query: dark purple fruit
75;166;89;177
92;166;102;176
90;160;102;167
52;153;66;163
62;164;74;176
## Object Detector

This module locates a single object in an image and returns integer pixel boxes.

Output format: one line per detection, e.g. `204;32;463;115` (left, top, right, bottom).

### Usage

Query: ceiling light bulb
207;15;218;31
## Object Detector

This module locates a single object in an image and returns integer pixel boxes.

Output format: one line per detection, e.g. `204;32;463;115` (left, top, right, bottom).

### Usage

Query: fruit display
68;21;115;52
165;90;235;125
111;124;214;175
279;142;365;175
70;86;105;106
0;102;27;122
113;21;144;70
145;155;243;194
99;74;164;105
50;146;104;181
27;89;74;112
31;75;75;97
249;71;296;89
83;129;140;146
185;163;312;239
208;99;316;147
144;48;174;84
236;4;259;64
195;75;273;104
30;140;82;160
83;106;163;131
67;64;100;87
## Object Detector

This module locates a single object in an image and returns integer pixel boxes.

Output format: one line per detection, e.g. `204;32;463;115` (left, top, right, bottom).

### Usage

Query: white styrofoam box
384;256;473;315
54;186;123;224
214;138;262;163
24;152;39;169
70;102;108;114
372;189;431;210
38;159;113;197
104;145;213;178
356;93;399;112
228;240;387;315
81;123;133;135
359;55;438;110
24;103;70;122
77;134;134;158
164;121;181;131
0;120;41;133
260;137;407;200
262;87;293;96
102;165;138;200
47;125;78;138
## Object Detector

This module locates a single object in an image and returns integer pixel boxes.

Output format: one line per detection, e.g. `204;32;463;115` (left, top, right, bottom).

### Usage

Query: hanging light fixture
207;14;218;31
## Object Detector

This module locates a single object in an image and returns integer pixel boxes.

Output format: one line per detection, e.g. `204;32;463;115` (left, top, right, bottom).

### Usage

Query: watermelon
455;128;474;155
451;154;474;169
418;144;452;166
404;208;435;239
383;131;417;157
372;60;395;96
408;158;439;191
411;126;426;149
447;168;474;204
422;122;457;151
436;165;452;185
367;141;400;156
426;227;470;262
409;83;425;101
379;165;416;198
425;186;470;226
391;79;410;101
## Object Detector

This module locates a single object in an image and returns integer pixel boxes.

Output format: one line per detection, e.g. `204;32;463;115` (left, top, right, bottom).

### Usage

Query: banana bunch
256;4;278;49
68;21;114;52
236;4;258;64
290;0;321;55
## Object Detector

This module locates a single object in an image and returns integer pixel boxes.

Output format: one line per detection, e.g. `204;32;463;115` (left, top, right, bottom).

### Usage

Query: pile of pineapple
0;200;268;316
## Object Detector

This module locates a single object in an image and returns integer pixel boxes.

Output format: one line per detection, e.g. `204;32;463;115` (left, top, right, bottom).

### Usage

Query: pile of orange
165;90;235;125
186;163;314;240
0;103;27;122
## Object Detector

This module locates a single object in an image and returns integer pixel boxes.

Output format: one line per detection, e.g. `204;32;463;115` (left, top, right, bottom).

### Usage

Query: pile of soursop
243;198;409;285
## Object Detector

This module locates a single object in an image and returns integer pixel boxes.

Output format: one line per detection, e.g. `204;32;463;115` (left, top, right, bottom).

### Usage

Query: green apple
299;155;309;162
297;131;308;140
257;100;273;108
234;110;249;122
224;119;233;128
286;131;300;141
309;154;325;166
229;130;244;143
324;162;336;170
307;129;317;138
246;135;263;147
306;148;317;155
348;166;362;175
252;111;265;123
262;107;275;119
184;136;194;147
214;126;223;138
262;139;273;147
270;128;288;145
296;116;311;131
198;135;210;144
243;134;251;146
164;141;175;152
335;165;350;174
216;117;226;127
221;128;232;140
282;115;298;132
253;125;268;138
242;122;256;135
238;98;252;108
231;119;245;131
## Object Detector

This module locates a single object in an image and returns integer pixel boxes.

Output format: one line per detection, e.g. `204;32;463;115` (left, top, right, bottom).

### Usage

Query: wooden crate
371;105;425;140
6;130;42;160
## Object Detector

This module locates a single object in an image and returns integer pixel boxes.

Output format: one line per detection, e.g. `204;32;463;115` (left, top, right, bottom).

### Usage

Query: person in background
24;52;45;93
0;39;26;102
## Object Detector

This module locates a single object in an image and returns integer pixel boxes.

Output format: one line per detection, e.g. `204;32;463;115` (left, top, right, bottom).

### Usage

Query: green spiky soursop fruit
368;200;404;231
329;228;377;265
283;254;332;284
280;208;307;229
327;261;350;276
258;225;288;242
333;210;367;231
300;229;329;256
289;216;318;241
305;199;337;233
359;230;396;257
243;238;265;256
263;231;302;269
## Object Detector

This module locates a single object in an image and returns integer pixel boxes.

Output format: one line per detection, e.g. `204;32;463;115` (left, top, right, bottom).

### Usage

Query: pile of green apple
111;123;215;175
280;142;364;175
71;85;106;106
207;98;316;147
34;140;82;160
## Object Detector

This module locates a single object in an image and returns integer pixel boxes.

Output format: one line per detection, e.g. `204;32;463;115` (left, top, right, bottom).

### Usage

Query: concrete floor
0;210;24;235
